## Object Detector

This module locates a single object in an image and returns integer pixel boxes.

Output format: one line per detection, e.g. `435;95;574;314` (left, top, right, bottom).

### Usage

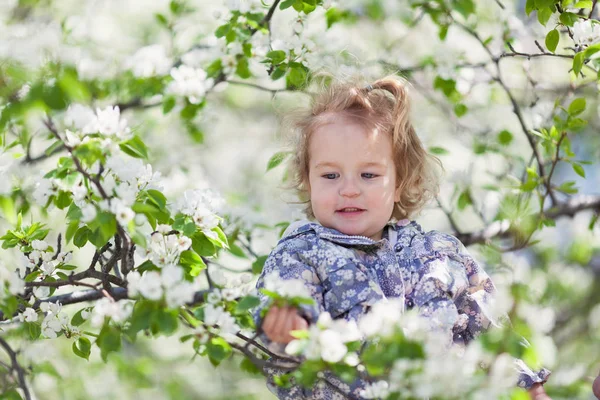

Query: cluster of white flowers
573;20;600;47
262;271;312;299
271;34;316;64
285;312;362;363
125;44;172;78
128;264;196;308
77;152;163;226
205;277;253;303
166;65;213;105
64;104;132;141
32;177;62;207
18;240;72;279
203;303;240;335
360;380;390;399
90;298;134;327
175;189;222;239
146;225;192;267
357;298;405;338
223;0;268;13
18;307;39;323
40;302;77;339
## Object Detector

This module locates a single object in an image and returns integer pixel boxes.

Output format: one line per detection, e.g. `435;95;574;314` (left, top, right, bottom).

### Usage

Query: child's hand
528;383;552;400
261;305;308;344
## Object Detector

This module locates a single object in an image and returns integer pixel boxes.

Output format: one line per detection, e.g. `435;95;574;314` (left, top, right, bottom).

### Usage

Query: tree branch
457;195;600;246
0;337;31;400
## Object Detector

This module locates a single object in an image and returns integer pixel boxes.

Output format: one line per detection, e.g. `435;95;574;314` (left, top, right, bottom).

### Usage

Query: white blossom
126;44;172;78
165;281;195;308
90;298;133;327
263;272;312;299
81;203;97;222
203;304;240;335
64;104;96;132
573;20;600;47
166;65;212;104
19;307;38;323
31;240;49;251
94;106;131;139
360;381;390;399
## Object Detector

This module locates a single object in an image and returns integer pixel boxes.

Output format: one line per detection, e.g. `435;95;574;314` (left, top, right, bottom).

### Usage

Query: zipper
319;233;381;244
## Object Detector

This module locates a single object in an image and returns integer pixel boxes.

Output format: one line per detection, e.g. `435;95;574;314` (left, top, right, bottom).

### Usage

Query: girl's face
307;118;400;241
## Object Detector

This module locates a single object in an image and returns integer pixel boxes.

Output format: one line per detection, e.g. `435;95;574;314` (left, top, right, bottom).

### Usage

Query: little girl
252;76;551;399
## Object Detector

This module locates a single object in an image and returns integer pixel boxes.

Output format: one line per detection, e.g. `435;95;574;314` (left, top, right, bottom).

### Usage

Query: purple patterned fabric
252;220;550;399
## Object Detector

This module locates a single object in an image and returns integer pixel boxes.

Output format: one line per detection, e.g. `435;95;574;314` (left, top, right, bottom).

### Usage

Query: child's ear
394;185;401;202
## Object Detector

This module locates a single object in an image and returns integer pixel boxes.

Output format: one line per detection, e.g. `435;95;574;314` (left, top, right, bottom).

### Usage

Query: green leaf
537;7;553;26
44;140;64;156
26;322;41;340
271;64;288;80
73;226;90;248
453;0;475;18
266;50;287;65
572;163;586;177
454;103;468;117
545;29;559;53
206;337;232;366
568;98;586;116
287;65;308;88
56;264;77;270
179;250;207;277
2;389;23;400
146;189;167;210
66;219;82;243
252;255;268;274
429;146;449;155
236;57;252;79
235;296;260;313
163;96;176;114
119;136;149;160
97;324;122;362
54;190;72;210
573;52;585;75
155;13;169;27
525;0;535;16
557;180;578;194
267;151;288;171
192;232;217;257
498;130;513;145
559;11;579;26
457;190;472;210
215;23;231;38
574;1;593;8
73;337;92;360
71;307;92;327
279;0;297;9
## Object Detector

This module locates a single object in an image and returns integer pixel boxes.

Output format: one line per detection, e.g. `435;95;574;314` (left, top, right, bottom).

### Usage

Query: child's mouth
336;207;366;216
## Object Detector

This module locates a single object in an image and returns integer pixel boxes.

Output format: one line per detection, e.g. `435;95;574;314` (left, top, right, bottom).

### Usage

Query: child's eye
362;173;378;179
322;173;338;179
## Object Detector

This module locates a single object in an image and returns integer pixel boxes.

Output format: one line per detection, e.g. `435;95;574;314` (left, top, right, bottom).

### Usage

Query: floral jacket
252;219;550;399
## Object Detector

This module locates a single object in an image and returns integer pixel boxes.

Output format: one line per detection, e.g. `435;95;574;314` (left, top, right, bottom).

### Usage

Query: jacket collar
281;218;423;247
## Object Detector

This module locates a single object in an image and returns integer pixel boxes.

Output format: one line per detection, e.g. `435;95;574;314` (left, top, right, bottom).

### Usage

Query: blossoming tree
1;0;600;399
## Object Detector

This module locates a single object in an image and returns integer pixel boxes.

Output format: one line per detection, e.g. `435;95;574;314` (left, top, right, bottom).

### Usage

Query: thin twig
0;337;31;400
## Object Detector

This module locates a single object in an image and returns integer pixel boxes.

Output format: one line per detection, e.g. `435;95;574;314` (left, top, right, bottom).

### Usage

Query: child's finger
281;308;297;342
292;314;308;331
272;306;292;342
262;306;283;339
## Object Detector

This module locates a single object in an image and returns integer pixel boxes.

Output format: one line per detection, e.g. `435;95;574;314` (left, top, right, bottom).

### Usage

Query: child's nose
339;179;360;197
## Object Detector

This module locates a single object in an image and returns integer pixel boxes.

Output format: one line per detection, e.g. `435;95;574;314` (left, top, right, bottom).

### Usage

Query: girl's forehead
309;124;394;164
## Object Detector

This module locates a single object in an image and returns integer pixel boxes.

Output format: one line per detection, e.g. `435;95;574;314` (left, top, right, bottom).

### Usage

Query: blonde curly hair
281;74;443;221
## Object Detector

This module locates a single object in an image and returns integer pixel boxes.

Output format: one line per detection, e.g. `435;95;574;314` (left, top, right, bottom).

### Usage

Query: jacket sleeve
251;236;324;356
411;231;550;390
